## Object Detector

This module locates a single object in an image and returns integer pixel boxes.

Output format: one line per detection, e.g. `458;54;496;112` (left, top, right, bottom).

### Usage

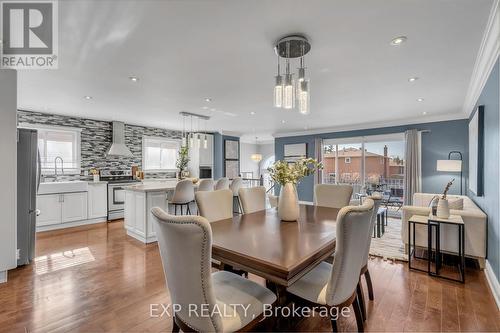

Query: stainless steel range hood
106;122;134;157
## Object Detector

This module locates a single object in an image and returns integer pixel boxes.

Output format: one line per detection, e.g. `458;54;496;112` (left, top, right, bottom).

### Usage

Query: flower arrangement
268;158;323;186
442;178;455;199
176;145;190;178
89;168;99;176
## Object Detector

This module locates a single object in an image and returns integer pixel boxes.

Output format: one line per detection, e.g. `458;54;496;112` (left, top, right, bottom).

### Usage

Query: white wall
240;142;259;178
0;69;17;282
240;142;275;179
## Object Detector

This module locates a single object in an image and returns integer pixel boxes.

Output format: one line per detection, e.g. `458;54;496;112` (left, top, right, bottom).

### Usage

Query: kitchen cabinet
36;194;63;226
62;192;88;223
36;192;88;228
88;183;108;219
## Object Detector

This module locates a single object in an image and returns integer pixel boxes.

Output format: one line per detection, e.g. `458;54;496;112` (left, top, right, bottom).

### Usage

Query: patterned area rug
369;218;408;262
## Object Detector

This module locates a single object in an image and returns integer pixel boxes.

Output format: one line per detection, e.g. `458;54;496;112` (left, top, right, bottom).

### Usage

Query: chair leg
174;204;177;215
172;318;180;333
238;198;243;214
364;269;374;301
180;204;183;215
352;295;364;332
356;282;367;321
330;313;338;332
186;204;191;215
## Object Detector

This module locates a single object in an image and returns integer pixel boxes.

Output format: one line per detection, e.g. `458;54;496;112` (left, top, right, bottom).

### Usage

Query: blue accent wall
275;119;469;202
469;58;500;283
213;134;240;179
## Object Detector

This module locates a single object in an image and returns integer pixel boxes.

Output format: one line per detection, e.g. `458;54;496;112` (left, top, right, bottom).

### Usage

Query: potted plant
89;168;100;182
268;158;323;221
437;179;454;218
176;145;190;180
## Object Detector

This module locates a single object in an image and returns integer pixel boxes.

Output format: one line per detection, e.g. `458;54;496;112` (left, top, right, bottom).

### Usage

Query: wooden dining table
211;204;339;304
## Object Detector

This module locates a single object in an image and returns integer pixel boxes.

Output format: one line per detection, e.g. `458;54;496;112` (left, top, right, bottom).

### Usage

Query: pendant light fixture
203;119;208;149
273;35;311;114
196;117;201;148
181;115;187;147
189;116;194;148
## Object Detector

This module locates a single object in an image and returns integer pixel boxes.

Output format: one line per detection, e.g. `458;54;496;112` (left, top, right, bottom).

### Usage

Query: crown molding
273;112;466;138
463;0;500;116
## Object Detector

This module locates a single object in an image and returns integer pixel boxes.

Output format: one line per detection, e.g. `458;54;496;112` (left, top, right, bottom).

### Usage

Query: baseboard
485;260;500;310
36;217;107;232
0;271;7;283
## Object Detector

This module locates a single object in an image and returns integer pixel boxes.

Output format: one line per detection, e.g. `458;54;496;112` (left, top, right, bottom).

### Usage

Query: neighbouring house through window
143;136;180;171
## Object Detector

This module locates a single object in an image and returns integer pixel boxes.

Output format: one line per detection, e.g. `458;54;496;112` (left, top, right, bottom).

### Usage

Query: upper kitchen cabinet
199;134;213;166
188;133;214;178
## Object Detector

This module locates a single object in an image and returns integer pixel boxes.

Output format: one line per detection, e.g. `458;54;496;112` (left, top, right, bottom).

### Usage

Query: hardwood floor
1;221;499;333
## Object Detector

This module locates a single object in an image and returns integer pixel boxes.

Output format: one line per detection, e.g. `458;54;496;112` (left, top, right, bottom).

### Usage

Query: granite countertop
125;180;190;193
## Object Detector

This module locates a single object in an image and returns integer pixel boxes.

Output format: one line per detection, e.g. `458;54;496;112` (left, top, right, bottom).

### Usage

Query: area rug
369;218;408;262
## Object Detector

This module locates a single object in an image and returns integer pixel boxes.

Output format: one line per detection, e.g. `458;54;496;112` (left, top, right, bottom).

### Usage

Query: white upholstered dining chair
197;179;214;192
195;189;233;223
314;184;353;209
238;186;266;214
151;208;277;333
170;179;195;215
230;177;243;213
286;198;375;332
268;194;278;208
214;177;230;190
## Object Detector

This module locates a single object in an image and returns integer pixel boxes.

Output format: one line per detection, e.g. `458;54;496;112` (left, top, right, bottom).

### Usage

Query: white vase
93;174;100;182
436;198;450;219
278;183;300;222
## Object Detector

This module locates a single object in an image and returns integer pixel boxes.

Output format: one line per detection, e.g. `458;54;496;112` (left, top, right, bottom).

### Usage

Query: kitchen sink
38;181;89;195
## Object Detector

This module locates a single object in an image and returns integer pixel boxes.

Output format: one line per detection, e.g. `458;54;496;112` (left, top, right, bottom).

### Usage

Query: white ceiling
17;0;494;138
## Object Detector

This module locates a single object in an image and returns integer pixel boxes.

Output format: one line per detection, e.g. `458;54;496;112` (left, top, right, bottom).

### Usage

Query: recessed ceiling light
416;98;424;102
84;96;93;100
422;111;428;115
408;77;419;82
281;120;286;124
128;76;139;82
205;98;212;102
210;108;216;112
250;111;256;115
201;106;209;110
390;36;407;46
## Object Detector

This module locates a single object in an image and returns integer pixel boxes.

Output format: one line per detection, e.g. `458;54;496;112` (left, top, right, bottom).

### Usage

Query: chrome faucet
54;156;64;181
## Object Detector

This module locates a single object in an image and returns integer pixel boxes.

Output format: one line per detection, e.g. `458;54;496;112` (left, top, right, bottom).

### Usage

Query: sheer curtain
404;129;422;205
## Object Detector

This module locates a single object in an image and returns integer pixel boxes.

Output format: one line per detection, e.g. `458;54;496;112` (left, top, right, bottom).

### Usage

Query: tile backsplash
17;110;182;179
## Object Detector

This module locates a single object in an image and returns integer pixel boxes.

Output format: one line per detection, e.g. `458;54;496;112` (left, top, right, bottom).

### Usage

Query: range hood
106;121;134;157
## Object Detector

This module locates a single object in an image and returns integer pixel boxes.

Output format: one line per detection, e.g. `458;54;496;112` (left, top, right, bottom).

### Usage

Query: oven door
108;185;126;211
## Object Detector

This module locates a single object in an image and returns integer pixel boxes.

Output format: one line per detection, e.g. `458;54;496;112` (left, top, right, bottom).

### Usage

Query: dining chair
151;208;277;333
268;193;279;208
358;192;383;317
230;177;243;213
170;179;195;215
286;198;375;332
314;184;353;209
195;189;233;223
214;177;230;190
239;186;266;214
197;179;214;192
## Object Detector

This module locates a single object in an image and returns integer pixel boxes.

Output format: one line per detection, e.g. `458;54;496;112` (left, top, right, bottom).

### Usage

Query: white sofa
402;193;487;268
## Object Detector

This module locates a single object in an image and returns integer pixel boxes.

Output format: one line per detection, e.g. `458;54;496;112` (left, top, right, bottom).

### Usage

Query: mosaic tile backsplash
17;110;182;179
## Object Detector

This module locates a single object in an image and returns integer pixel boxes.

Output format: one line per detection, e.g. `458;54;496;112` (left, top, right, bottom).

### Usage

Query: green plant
176;146;190;175
442;178;455;199
267;158;323;186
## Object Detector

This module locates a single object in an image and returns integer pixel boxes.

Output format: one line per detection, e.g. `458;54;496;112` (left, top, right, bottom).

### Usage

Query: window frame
19;123;82;175
142;136;181;172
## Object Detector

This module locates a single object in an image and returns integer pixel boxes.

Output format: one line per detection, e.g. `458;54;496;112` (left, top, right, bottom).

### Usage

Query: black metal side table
408;214;465;283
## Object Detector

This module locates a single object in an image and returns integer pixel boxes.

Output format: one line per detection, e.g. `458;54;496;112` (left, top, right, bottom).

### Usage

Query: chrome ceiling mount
274;35;311;58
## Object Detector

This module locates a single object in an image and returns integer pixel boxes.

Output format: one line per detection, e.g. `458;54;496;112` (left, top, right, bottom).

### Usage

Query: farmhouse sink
38;181;89;195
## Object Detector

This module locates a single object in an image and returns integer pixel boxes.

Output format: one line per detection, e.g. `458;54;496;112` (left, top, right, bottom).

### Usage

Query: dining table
210;204;339;307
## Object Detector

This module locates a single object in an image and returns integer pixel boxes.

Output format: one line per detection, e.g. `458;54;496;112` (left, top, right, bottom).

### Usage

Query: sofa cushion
448;198;464;210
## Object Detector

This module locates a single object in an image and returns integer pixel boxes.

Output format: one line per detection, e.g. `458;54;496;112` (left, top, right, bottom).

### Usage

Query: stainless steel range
101;170;141;220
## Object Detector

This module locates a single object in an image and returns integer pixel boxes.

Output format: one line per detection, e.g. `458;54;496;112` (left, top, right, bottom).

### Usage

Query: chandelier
273;35;311;115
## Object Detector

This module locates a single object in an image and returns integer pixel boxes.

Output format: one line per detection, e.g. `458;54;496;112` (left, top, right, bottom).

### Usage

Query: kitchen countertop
125;180;198;193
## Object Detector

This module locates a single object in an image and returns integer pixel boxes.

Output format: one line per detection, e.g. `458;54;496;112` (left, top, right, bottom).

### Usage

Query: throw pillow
448;198;464;210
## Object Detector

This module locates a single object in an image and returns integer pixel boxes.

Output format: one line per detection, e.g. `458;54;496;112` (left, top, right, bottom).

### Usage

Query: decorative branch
442;178;455;200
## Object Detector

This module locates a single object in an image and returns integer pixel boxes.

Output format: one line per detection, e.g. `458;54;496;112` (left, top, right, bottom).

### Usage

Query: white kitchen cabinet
88;183;108;219
199;134;214;166
62;192;88;223
36;194;63;226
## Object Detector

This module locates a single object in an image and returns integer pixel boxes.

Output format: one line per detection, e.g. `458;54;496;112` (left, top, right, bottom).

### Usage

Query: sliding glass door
322;133;405;214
